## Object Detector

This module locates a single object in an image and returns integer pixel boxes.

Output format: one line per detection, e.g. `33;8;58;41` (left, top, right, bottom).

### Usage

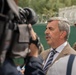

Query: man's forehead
46;21;59;29
48;20;59;25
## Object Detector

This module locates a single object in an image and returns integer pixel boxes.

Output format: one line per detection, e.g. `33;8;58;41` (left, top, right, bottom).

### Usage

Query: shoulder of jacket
40;49;50;59
40;49;50;54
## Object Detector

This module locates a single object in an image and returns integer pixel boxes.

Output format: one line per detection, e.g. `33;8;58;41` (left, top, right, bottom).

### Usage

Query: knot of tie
51;49;57;55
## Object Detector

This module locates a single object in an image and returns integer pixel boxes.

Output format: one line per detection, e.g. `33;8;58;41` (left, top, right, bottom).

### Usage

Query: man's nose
45;29;48;34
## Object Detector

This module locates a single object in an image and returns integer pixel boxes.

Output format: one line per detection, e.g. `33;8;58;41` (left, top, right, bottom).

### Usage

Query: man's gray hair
47;17;70;40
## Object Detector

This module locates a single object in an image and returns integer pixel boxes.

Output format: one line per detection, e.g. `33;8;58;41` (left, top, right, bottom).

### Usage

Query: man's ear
60;31;67;39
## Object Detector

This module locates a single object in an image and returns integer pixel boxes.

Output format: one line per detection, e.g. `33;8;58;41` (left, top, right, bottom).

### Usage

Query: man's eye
49;27;53;30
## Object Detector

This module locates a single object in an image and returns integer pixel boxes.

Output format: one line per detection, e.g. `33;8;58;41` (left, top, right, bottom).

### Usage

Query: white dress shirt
43;41;68;68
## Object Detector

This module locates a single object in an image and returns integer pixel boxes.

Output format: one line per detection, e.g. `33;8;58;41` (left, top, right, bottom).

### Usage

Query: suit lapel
40;49;50;67
52;43;72;66
41;49;50;60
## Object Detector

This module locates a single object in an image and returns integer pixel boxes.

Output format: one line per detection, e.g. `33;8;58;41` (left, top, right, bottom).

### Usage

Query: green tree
18;0;76;22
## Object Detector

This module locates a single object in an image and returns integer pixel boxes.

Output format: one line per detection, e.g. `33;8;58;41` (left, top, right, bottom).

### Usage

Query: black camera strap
66;54;76;75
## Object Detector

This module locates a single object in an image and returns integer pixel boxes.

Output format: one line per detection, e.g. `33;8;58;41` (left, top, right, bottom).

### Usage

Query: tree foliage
18;0;76;22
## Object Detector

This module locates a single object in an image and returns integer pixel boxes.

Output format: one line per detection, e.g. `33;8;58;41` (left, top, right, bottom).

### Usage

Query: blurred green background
14;23;76;65
33;23;76;49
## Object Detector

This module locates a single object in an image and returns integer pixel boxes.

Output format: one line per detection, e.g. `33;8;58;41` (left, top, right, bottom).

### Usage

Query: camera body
0;0;38;64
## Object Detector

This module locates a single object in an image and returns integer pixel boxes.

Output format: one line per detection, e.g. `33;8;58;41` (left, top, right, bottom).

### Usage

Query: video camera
0;0;38;65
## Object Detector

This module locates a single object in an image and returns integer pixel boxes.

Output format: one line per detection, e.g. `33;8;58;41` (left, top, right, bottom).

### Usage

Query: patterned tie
43;49;57;73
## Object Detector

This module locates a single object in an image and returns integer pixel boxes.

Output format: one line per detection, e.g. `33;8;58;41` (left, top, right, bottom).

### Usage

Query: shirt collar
50;41;68;53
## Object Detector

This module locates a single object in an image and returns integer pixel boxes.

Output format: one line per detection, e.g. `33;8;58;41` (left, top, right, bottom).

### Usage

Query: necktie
43;50;57;73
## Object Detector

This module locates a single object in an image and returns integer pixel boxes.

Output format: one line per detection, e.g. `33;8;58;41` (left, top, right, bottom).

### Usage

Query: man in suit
40;17;76;75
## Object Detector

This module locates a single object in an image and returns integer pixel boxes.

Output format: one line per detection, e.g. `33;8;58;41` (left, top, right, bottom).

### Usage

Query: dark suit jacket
40;43;76;74
0;56;44;75
25;56;44;75
0;58;22;75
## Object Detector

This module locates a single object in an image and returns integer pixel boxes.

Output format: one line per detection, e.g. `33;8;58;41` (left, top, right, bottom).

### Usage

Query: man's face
45;20;63;47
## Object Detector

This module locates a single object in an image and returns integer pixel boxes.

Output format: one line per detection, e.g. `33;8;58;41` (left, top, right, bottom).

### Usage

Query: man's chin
47;41;51;45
